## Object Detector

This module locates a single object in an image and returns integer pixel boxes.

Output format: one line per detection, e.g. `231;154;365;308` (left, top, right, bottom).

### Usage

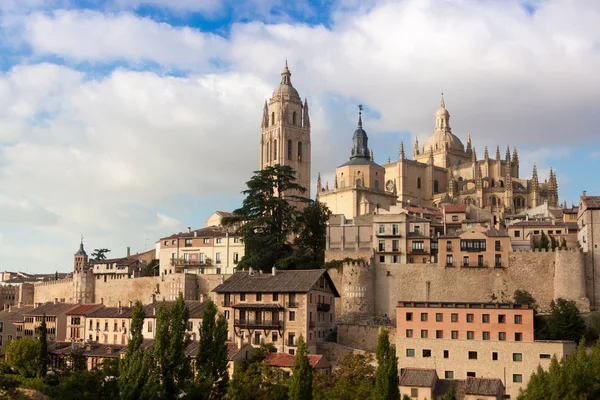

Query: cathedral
261;63;558;223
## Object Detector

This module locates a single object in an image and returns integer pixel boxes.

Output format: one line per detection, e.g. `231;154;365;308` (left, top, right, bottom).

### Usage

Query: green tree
69;349;87;372
548;298;586;341
561;238;568;249
195;299;229;399
440;381;457;400
5;336;41;377
539;232;549;251
550;235;558;250
313;352;375;400
141;259;159;277
222;165;308;271
513;289;537;310
289;335;312;400
294;200;332;268
154;294;192;399
39;313;48;376
90;248;111;262
372;329;399;400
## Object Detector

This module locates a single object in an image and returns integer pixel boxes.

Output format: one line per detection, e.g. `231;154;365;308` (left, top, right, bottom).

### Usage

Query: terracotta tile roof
0;306;35;322
159;225;239;240
86;306;134;319
406;206;442;216
264;352;326;369
399;368;437;387
510;220;566;228
140;301;207;319
484;229;509;237
213;269;340;297
66;304;103;316
583;196;600;209
444;204;466;213
464;377;503;396
26;302;79;316
408;216;432;223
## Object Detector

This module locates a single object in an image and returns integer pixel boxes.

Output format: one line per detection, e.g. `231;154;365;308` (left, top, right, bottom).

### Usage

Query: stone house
0;305;34;356
23;301;79;342
264;352;331;375
437;226;511;268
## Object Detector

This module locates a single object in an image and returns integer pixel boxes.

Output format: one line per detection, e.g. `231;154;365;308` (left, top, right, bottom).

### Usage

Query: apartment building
140;300;206;341
437;227;511;268
507;220;569;250
92;248;154;281
395;301;576;399
443;204;467;235
157;226;244;276
65;303;104;342
23;302;79;342
213;268;339;354
0;305;34;356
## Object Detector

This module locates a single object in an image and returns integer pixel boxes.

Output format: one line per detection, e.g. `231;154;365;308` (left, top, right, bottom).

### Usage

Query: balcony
234;319;283;330
285;339;297;347
286;302;299;308
170;259;210;267
317;303;331;312
222;301;232;307
409;248;427;254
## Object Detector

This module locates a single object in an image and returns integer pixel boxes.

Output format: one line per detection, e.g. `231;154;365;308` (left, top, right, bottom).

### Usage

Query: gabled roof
159;225;239;240
26;302;79;316
212;269;340;297
444;204;466;213
399;368;437;388
140;301;207;319
464;377;503;395
264;352;329;369
0;305;35;322
582;196;600;209
66;304;103;316
509;220;566;228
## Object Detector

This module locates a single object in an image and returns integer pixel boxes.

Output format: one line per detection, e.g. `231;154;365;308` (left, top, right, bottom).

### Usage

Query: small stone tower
73;239;94;304
260;61;311;204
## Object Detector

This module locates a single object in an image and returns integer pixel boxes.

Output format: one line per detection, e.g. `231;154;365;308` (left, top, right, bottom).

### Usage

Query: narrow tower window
271;112;275;126
266;143;270;163
417;177;421;189
287;139;292;160
298;141;302;161
434;180;439;193
273;140;277;160
292;111;297;125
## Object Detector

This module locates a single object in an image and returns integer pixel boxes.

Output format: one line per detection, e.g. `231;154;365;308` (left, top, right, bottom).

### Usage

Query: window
392;240;399;252
436;313;443;322
411;388;418;398
287;139;292;160
256;293;262;301
379;255;385;262
273;293;279;301
215;253;221;264
467;372;476;377
199;252;205;262
514;231;521;238
499;332;506;341
460;239;487;252
273;140;277;159
406;348;415;357
406;312;413;321
289;311;295;321
513;374;523;383
292;111;296;125
233;253;239;264
463;256;469;267
444;350;449;358
515;332;522;341
417;177;421;189
452;215;458;221
409;257;414;263
495;254;502;267
423;349;432;358
478;255;484;266
495;240;501;251
406;329;413;338
483;331;490;340
297;141;302;161
468;351;478;360
164;240;168;246
445;371;454;379
289;349;295;355
446;255;453;266
492;352;498;360
467;314;474;323
421;330;428;339
216;238;222;244
414;226;421;234
412;241;424;251
498;314;506;323
513;353;523;362
234;237;240;243
514;315;522;324
203;238;209;244
240;293;246;301
451;313;458;322
272;332;278;342
378;240;385;251
378;224;385;234
436;330;443;339
540;354;551;359
534;230;540;235
467;331;474;340
392;224;399;235
172;240;176;245
224;310;230;320
451;331;458;339
185;239;192;247
148;321;153;333
421;313;428;322
446;241;453;251
482;314;489;323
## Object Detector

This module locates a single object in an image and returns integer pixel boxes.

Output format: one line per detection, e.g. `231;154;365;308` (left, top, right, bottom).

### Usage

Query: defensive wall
336;323;396;353
327;248;590;321
34;278;74;304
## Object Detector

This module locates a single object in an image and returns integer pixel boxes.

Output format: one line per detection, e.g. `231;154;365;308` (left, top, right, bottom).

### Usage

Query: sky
0;0;599;273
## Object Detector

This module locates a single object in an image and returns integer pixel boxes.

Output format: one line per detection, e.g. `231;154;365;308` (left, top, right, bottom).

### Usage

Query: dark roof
117;339;247;361
338;157;381;168
213;269;340;297
232;303;284;309
66;304;103;316
408;216;431;223
399;368;437;388
141;301;207;319
397;301;532;310
464;377;503;396
49;342;125;358
407;232;430;239
215;211;235;218
484;229;509;238
26;302;79;316
0;305;35;322
406;206;442;216
509;220;566;228
91;257;143;267
566;222;579;231
160;225;239;240
86;306;133;318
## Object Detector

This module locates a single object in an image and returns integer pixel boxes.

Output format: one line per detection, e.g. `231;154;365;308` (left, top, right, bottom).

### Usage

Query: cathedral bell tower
260;62;311;203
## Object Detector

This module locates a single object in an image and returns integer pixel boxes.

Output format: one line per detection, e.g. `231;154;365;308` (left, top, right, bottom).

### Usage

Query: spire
466;134;472;154
350;105;370;159
472;147;477;163
303;98;310;128
281;60;292;85
440;92;445;108
532;163;539;191
261;100;269;128
506;163;512;187
358;104;363;128
484;146;489;160
505;145;511;163
399;141;405;160
512;146;519;163
75;236;87;256
475;164;483;190
387;156;391;164
428;146;434;165
334;174;338;189
317;172;322;192
496;145;501;161
370;149;374;161
326;181;329;191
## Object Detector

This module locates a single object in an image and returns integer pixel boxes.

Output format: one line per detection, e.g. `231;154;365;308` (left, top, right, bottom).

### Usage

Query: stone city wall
337;323;396;353
33;278;74;304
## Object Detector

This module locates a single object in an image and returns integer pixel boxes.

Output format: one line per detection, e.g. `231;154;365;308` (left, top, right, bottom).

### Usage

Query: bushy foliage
372;329;400;400
5;337;41;377
548;298;586;342
289;336;312;400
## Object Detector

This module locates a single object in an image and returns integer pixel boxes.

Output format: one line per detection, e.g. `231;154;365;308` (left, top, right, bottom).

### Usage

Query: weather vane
358;104;363;114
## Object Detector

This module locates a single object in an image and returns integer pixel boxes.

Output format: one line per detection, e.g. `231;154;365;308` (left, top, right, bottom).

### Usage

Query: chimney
118;301;121;308
151;294;156;304
7;304;11;312
194;231;198;237
249;267;254;276
18;302;22;308
220;275;224;285
583;190;587;198
238;335;244;349
187;227;191;233
153;307;156;316
127;247;131;257
200;294;204;302
54;298;58;304
101;298;104;305
272;266;276;276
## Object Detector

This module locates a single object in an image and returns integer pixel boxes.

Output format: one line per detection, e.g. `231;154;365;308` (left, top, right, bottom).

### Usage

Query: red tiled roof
444;204;466;213
406;206;442;216
66;304;103;316
582;196;600;209
264;352;324;368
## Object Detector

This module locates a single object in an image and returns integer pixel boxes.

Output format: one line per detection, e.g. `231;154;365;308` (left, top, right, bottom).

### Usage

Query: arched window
297;141;302;161
266;142;270;162
467;197;473;205
356;179;362;187
417;177;421;189
287;139;292;160
273;140;277;160
491;197;497;206
271;112;275;126
491;179;495;187
434;180;439;193
292;112;297;125
458;177;463;182
500;180;504;188
340;180;345;188
374;180;379;190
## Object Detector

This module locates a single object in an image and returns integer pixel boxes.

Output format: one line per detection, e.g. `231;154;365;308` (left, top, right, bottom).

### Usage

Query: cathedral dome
271;62;301;101
422;131;464;152
436;106;449;117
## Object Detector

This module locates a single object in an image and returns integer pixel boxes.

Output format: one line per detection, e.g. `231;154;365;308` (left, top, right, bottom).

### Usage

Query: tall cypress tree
372;329;400;400
39;313;48;377
288;335;312;400
195;299;229;399
119;301;152;400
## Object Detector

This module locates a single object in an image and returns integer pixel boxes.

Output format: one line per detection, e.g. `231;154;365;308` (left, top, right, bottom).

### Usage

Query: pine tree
548;298;585;341
195;299;229;398
539;232;549;251
372;329;400;400
289;335;312;400
39;312;48;377
561;238;568;249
